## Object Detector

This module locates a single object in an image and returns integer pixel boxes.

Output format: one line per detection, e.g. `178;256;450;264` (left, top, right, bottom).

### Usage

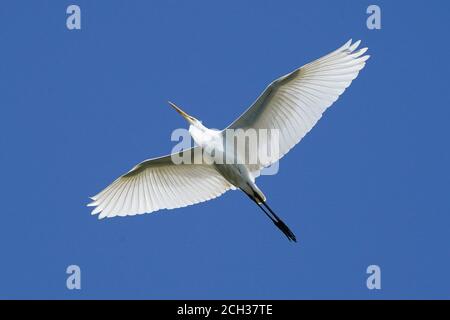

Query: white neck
189;122;220;148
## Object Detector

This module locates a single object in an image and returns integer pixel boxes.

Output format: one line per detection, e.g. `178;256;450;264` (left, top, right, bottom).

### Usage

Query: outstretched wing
227;40;369;175
88;148;233;219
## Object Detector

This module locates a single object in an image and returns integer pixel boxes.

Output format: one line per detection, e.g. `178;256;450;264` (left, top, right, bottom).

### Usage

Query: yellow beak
168;101;195;124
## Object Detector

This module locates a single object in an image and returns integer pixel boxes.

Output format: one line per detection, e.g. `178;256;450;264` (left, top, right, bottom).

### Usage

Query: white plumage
228;39;369;176
88;40;369;241
89;148;233;219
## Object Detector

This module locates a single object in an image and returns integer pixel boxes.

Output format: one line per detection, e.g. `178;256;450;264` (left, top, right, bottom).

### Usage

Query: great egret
88;40;369;242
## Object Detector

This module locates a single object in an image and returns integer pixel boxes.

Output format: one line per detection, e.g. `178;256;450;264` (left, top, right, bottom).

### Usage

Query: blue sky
0;0;449;299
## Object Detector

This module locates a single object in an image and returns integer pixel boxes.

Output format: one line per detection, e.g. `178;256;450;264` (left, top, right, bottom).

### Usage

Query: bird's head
168;101;203;129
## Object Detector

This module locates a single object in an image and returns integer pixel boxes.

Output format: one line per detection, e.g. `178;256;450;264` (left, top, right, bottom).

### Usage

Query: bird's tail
243;185;297;242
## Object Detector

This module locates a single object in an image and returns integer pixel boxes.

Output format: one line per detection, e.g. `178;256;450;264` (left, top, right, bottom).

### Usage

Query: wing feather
227;40;369;176
88;147;233;218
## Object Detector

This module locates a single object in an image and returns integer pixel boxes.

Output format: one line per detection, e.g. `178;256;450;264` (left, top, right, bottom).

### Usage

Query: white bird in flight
88;40;369;242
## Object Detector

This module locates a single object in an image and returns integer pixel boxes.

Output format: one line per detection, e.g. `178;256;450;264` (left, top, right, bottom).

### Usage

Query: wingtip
343;39;353;49
98;211;109;219
90;206;102;215
349;40;362;52
359;47;369;54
